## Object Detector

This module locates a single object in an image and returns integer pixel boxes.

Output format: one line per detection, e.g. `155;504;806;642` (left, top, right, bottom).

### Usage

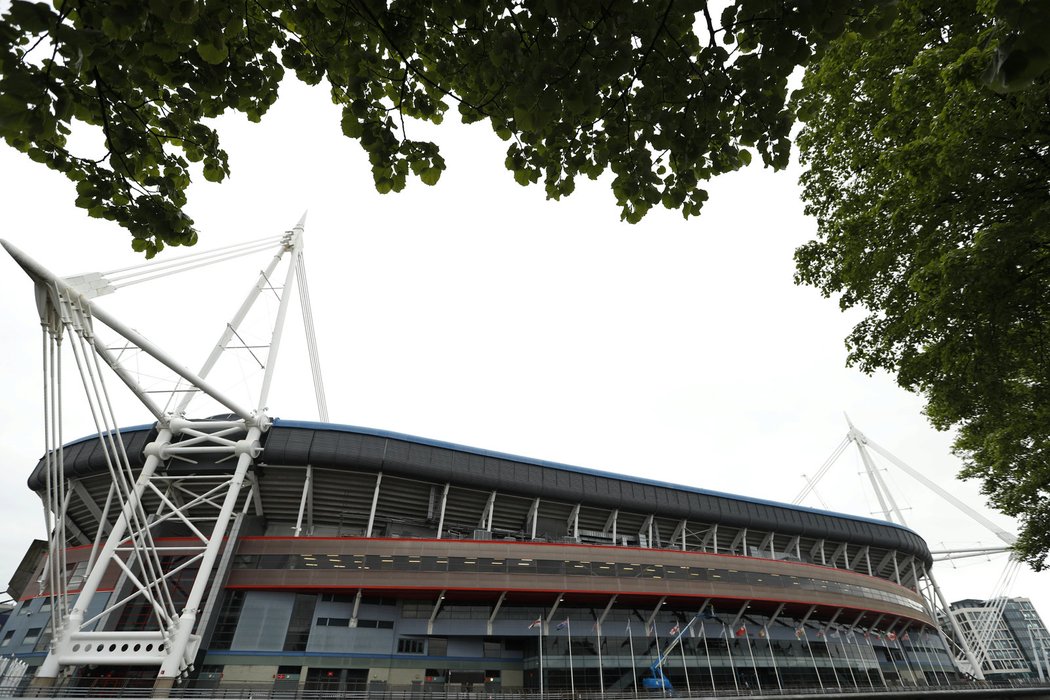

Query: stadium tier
2;420;958;692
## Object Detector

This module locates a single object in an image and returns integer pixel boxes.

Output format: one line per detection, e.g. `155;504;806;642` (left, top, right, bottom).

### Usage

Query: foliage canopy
1;0;1043;256
795;0;1050;568
2;0;1050;566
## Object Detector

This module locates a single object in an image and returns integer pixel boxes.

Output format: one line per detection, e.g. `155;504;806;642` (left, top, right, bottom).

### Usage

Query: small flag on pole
901;632;910;642
758;627;767;639
529;618;542;629
735;625;747;638
669;623;680;636
556;619;569;631
887;632;897;642
795;627;805;640
816;629;825;639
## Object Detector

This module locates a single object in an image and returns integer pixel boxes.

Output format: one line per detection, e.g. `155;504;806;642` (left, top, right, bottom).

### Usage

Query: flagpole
856;632;876;689
918;631;941;686
627;621;639;697
883;632;903;686
742;625;762;693
652;624;666;699
595;622;604;698
722;624;739;694
765;625;783;692
894;629;919;688
567;619;575;697
837;631;859;689
802;628;824;690
699;621;715;694
864;631;888;687
677;634;692;695
822;630;843;690
539;622;545;698
839;631;861;688
895;633;917;687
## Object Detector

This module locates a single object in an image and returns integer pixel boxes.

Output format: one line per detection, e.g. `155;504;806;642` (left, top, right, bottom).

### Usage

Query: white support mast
3;214;327;688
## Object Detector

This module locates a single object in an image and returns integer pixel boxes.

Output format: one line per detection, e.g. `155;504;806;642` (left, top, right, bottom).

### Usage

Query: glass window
397;637;425;654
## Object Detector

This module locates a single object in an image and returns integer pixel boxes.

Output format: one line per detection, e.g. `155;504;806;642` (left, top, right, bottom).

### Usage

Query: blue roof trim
271;418;919;535
60;423;155;447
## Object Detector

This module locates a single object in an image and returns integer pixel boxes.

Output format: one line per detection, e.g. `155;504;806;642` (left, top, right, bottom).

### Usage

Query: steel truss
2;216;325;687
792;415;1024;682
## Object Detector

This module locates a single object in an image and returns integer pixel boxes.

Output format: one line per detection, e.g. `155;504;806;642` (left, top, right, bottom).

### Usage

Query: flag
887;632;897;642
556;619;569;631
901;632;910;642
863;631;870;640
735;625;747;638
758;627;767;639
831;628;840;639
669;623;680;636
816;629;825;639
795;627;805;640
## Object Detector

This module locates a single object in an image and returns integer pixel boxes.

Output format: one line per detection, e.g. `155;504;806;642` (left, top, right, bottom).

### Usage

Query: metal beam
487;592;507;636
294;465;312;537
365;472;383;538
527;497;540;540
436;483;450;539
603;509;618;543
567;503;580;540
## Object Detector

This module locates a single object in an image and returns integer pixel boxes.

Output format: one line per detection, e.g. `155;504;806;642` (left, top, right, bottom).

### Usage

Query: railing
6;680;1050;699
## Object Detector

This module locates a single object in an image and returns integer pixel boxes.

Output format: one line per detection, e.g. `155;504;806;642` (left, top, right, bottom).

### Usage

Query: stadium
0;230;978;695
1;419;958;694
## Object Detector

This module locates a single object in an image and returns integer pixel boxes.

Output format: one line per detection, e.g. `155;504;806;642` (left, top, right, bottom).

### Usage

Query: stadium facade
1;420;960;693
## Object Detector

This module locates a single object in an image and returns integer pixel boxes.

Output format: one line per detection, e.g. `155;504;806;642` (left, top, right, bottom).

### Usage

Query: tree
0;0;1001;257
2;0;1050;566
794;0;1050;568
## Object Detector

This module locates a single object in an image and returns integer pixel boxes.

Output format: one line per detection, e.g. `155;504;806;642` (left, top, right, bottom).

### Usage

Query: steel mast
3;215;326;689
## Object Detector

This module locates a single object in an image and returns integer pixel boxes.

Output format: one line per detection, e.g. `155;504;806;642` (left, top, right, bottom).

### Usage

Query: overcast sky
1;78;1047;626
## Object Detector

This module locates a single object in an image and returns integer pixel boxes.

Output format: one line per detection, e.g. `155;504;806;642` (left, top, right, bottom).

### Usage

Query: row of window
316;617;393;629
232;554;923;612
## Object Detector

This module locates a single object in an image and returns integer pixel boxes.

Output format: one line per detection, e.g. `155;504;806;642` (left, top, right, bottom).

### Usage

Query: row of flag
528;616;915;643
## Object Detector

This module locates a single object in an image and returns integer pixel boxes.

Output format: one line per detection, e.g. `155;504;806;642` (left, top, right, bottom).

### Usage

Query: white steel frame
2;215;326;685
791;415;1025;682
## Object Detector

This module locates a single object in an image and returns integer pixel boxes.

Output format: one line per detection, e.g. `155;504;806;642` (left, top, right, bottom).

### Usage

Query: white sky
1;78;1047;625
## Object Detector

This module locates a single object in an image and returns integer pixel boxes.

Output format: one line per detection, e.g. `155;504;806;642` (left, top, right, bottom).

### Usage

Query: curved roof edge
29;419;932;567
272;418;921;536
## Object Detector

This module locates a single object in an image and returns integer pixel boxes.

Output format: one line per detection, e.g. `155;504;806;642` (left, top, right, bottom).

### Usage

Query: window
34;628;52;653
211;591;245;650
398;638;425;654
317;617;350;627
284;594;317;652
428;637;448;656
23;628;42;646
66;561;88;588
356;619;393;629
0;631;13;647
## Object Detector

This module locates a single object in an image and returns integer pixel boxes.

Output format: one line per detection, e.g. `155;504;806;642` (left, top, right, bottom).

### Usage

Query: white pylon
2;215;326;684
